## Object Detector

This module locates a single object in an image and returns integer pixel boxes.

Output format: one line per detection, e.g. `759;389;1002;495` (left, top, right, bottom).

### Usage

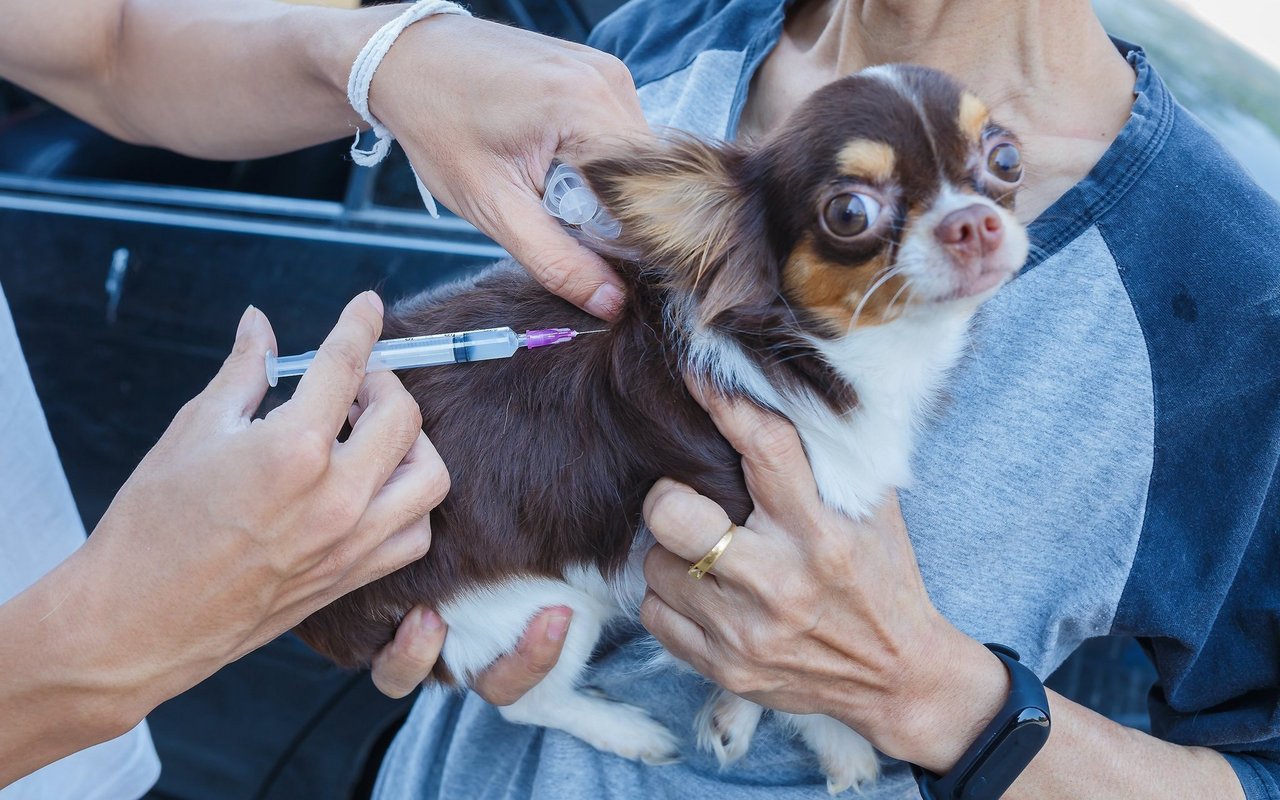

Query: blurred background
1095;0;1280;198
0;0;1275;797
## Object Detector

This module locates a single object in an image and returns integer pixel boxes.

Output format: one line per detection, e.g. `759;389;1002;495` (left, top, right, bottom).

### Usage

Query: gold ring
688;524;737;579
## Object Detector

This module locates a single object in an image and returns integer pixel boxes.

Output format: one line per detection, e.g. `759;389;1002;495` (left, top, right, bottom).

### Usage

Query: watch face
956;710;1051;800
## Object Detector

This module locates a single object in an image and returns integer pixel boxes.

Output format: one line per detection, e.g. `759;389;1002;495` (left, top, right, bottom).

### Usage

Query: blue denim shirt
375;2;1280;797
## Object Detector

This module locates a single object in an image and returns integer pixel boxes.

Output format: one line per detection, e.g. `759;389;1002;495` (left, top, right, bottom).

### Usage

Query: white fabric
347;0;471;217
0;283;160;799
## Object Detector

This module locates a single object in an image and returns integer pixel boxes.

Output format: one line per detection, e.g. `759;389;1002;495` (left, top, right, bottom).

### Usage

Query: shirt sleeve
1098;106;1280;798
1227;755;1280;800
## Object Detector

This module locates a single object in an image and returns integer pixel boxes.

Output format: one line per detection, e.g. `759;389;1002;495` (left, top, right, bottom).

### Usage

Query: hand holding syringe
266;326;603;387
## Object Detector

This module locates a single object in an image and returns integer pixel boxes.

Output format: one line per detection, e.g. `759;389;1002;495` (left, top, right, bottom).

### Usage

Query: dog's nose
935;205;1004;265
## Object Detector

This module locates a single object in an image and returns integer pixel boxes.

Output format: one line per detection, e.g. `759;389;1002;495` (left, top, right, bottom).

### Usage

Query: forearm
0;551;156;786
1003;690;1245;799
0;0;405;159
1;296;447;788
878;632;1246;799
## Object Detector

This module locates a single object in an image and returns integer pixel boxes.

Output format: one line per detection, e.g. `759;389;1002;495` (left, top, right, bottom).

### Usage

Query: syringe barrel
267;327;522;386
367;327;521;371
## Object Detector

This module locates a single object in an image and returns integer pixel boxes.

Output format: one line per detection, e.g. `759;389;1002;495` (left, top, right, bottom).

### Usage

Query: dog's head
579;64;1029;341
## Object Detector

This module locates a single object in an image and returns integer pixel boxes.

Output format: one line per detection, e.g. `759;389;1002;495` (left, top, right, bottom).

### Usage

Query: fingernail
364;290;384;316
420;609;443;632
585;283;624;320
235;305;257;339
251;307;270;337
546;612;571;642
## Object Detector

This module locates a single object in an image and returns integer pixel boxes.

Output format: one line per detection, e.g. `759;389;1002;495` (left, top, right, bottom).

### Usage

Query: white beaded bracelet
347;0;472;217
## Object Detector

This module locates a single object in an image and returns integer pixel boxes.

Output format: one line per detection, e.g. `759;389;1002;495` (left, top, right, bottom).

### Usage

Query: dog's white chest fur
693;305;974;520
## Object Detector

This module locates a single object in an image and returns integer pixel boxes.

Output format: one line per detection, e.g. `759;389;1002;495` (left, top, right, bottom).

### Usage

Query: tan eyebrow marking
958;92;989;141
836;139;897;183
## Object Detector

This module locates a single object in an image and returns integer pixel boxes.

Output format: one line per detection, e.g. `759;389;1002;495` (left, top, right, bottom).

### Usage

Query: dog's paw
815;730;879;795
582;700;682;765
695;690;765;767
818;742;880;794
783;714;880;795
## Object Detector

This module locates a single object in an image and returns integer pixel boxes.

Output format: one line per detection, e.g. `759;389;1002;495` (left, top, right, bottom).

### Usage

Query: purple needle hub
524;327;578;348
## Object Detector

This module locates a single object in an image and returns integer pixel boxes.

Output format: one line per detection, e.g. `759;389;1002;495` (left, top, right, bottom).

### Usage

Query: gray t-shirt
0;284;160;799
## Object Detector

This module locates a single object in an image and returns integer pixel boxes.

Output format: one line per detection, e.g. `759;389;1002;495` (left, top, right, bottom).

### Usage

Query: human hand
639;385;1010;773
74;293;449;719
371;606;572;703
369;15;649;320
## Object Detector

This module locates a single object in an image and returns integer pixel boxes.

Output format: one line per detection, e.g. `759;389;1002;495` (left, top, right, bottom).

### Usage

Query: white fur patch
438;566;682;764
801;306;975;517
696;688;767;767
437;565;617;682
681;303;973;520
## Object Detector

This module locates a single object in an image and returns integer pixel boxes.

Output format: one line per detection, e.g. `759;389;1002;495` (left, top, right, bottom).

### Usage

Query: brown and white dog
296;64;1028;791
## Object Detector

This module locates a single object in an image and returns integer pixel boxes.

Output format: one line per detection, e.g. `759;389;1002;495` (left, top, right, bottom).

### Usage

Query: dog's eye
822;193;881;238
987;142;1023;183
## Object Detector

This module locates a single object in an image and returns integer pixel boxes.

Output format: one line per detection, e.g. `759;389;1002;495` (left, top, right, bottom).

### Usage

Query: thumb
371;606;446;699
204;305;279;418
489;188;626;321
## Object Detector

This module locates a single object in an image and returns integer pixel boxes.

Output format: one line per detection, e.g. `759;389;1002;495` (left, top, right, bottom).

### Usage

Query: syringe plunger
266;326;583;387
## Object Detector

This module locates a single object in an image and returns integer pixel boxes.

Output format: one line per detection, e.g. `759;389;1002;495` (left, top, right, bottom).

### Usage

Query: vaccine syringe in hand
265;326;602;387
266;164;616;388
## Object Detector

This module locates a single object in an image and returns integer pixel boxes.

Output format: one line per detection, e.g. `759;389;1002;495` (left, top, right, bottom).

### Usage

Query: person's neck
820;2;1121;128
758;0;1137;219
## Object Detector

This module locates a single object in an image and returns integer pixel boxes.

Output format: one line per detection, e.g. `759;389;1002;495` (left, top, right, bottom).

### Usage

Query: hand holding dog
640;386;1010;774
371;606;571;704
372;15;648;320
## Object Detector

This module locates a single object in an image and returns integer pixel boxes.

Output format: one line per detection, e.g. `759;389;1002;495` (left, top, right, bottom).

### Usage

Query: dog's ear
577;135;774;327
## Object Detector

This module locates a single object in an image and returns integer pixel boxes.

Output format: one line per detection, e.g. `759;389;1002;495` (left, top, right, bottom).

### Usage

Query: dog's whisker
850;265;907;329
882;280;911;320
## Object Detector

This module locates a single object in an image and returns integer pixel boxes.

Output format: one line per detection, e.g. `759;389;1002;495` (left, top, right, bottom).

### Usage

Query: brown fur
294;264;754;666
294;66;1021;669
783;240;906;331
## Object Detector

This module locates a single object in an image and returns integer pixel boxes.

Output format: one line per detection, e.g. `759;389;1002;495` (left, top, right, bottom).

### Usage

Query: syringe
265;326;599;387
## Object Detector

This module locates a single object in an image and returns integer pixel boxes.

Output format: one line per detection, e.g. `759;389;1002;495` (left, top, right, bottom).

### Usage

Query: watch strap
912;643;1051;800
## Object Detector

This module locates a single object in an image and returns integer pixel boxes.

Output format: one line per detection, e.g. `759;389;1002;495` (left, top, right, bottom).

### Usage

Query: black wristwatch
911;643;1051;800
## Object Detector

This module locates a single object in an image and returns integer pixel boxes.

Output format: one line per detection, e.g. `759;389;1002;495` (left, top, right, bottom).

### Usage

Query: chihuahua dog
296;65;1028;791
